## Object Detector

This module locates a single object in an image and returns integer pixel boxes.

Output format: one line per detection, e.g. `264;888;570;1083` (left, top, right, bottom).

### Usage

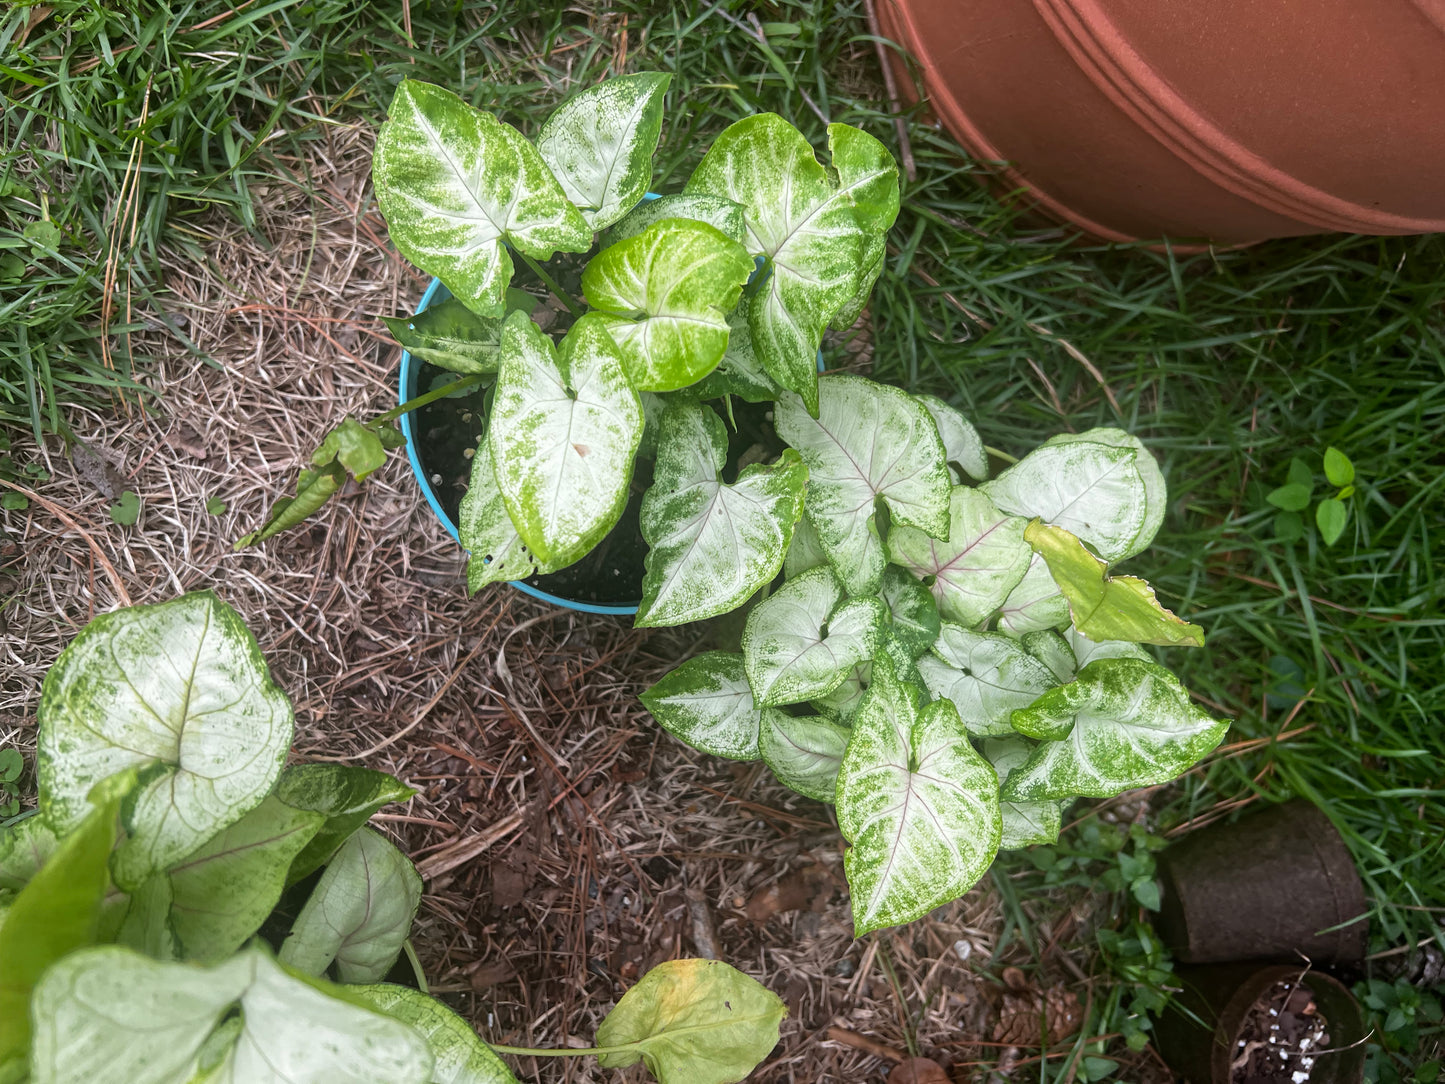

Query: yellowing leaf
1024;522;1203;648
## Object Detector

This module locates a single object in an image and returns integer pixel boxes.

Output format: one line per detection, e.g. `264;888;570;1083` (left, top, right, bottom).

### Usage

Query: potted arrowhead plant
240;72;1231;937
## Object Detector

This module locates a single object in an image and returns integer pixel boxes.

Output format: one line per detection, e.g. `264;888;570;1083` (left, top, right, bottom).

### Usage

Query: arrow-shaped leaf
916;623;1058;737
759;711;851;802
640;652;762;761
458;443;563;592
982;737;1062;849
381;297;506;374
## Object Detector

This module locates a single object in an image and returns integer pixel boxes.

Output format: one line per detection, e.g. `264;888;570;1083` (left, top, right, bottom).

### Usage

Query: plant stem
487;1043;641;1058
983;445;1019;465
515;250;584;317
373;373;486;425
402;939;429;995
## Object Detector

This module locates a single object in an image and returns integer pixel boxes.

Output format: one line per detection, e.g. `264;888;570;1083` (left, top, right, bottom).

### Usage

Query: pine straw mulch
0;125;1170;1083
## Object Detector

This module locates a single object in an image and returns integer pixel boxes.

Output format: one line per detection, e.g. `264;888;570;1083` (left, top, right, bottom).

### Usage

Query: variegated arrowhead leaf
640;652;762;761
279;828;422;983
606;193;748;246
888;486;1032;627
37;592;293;890
916;624;1058;737
689;312;783;403
486;312;643;567
686;116;898;412
1025;521;1205;647
637;399;806;627
916;395;988;483
381;296;505;374
982;738;1062;849
458;443;562;592
349;985;520;1084
996;551;1070;636
536;72;671;230
373;81;591;318
879;565;942;658
1066;626;1152;669
1003;658;1229;801
759;710;851;802
982;428;1165;563
584;218;753;390
783;504;828;578
813;632;928;725
742;566;888;708
1019;630;1076;684
775;374;951;597
836;655;1001;936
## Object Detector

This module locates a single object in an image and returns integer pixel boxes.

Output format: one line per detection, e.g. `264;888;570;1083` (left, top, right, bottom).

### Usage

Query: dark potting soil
409;357;788;608
1230;979;1331;1084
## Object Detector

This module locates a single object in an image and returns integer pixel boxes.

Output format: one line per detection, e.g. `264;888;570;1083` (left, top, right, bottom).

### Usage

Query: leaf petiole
487;1042;642;1058
514;248;585;317
372;372;487;426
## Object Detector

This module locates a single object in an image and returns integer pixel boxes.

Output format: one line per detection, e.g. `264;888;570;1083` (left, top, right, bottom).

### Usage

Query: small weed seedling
1266;445;1358;545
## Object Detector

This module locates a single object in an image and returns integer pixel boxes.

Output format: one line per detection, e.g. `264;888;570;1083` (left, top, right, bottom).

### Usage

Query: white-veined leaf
782;506;827;579
742;567;888;708
982;738;1062;849
775;374;951;597
1066;627;1151;669
887;486;1032;627
36;592;294;890
1003;658;1229;801
583;219;753;391
759;710;850;802
458;442;562;592
996;551;1070;636
686;117;898;412
373;80;591;318
640;652;762;761
486;312;643;566
879;565;942;658
605;193;748;247
349;985;520;1084
0;815;59;892
1018;630;1076;684
536;72;671;230
916;624;1058;737
689;313;784;403
279;828;422;983
381;297;505;374
836;654;1001;936
982;428;1165;563
636;400;806;627
812;632;927;724
916;394;988;482
274;764;416;886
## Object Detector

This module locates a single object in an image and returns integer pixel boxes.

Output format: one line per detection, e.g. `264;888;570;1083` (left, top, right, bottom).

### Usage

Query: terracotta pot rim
1038;0;1445;235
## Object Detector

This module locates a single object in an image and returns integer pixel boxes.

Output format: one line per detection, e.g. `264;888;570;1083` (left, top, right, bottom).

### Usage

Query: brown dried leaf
888;1057;948;1084
744;865;831;923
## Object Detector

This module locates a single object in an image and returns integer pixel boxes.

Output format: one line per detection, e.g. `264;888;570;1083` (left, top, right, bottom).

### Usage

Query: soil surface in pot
1231;978;1330;1084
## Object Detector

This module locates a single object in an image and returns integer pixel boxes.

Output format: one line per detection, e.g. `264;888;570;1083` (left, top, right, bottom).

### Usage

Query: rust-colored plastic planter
876;0;1445;244
1155;963;1366;1084
1155;800;1369;968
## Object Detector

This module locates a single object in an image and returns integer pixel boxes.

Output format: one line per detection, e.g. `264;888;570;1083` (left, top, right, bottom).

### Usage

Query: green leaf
486;312;643;566
686;117;898;412
382;297;506;374
996;552;1070;636
742;567;887;708
0;752;19;784
583;218;753;391
235;459;345;549
280;828;421;983
457;442;561;592
595;958;786;1084
759;711;850;802
109;489;140;526
0;770;133;1068
775;374;951;597
30;944;434;1084
1265;482;1312;512
1019;630;1075;684
115;874;178;960
0;493;27;511
373;80;591;318
888;486;1032;627
836;654;1001;936
605;193;748;247
1003;658;1229;801
204;496;227;516
349;984;520;1084
536;72;672;231
916;624;1058;737
273;764;416;885
688;312;784;403
1287;457;1313;489
314;416;392;482
916;394;988;483
1323;446;1355;487
878;565;942;658
983;429;1165;562
1316;498;1348;545
0;816;60;892
982;738;1062;850
1025;522;1205;648
23;220;60;251
1273;509;1304;543
640;652;762;761
636;400;806;627
37;592;294;889
167;794;324;963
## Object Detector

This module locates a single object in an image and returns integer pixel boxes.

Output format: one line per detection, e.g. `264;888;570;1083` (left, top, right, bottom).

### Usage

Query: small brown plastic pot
1155;963;1366;1084
1155;800;1368;968
875;0;1445;244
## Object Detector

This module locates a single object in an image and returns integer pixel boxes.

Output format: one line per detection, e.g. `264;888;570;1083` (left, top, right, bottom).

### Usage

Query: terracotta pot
876;0;1445;244
1155;800;1369;968
1155;964;1366;1083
